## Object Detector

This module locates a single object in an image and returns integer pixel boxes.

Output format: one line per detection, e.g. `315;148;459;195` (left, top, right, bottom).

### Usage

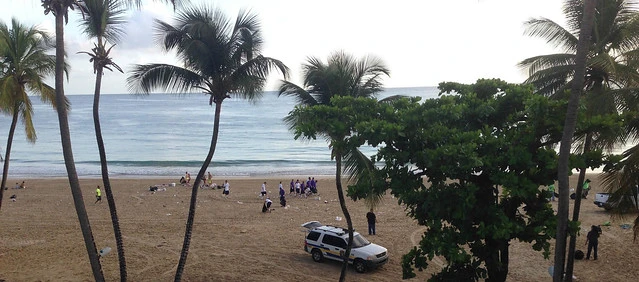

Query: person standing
95;186;102;204
585;225;602;260
207;172;213;187
223;180;230;197
548;183;556;201
260;181;267;199
582;179;592;199
289;179;295;194
279;182;286;207
366;209;376;235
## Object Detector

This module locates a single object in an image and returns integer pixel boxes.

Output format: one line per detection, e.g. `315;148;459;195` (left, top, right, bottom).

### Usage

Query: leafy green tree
278;51;389;281
354;79;575;281
127;5;288;281
0;18;59;210
40;0;182;281
76;0;128;280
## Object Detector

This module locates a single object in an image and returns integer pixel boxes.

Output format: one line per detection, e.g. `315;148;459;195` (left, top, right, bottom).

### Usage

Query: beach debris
10;194;16;202
335;216;342;221
166;213;172;216
99;247;112;257
620;223;632;229
324;200;328;204
237;201;243;204
602;221;611;226
241;229;247;233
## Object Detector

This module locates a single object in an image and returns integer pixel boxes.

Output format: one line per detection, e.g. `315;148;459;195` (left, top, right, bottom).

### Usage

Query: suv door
321;234;347;261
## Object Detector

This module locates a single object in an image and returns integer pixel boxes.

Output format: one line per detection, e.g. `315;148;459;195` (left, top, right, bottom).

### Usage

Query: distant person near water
185;172;191;185
260;181;267;199
223;180;230;197
95;186;102;204
207;172;213;187
289;179;294;194
20;181;26;189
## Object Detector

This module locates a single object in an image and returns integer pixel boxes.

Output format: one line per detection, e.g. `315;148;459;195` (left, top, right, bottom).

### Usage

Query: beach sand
0;174;637;281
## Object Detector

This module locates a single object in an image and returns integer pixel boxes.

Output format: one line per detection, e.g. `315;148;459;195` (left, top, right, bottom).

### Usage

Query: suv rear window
307;231;321;241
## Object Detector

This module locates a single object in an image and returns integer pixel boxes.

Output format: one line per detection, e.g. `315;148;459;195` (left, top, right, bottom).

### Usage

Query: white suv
302;221;389;273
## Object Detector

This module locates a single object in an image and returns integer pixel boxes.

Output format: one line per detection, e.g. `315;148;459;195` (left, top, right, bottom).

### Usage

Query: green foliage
353;79;585;281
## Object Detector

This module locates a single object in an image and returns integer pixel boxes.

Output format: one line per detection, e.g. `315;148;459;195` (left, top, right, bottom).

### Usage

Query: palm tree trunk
54;11;105;282
336;153;354;282
565;132;592;281
93;66;127;281
174;100;223;282
554;1;596;281
0;109;19;211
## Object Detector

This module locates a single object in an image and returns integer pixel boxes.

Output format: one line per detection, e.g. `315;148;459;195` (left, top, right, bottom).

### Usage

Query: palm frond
127;63;202;93
523;17;578;52
77;0;127;44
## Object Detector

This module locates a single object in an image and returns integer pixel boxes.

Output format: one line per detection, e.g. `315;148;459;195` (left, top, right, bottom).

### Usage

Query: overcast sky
1;0;567;95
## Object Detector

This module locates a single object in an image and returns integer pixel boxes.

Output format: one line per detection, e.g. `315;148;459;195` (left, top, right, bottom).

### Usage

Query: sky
1;0;567;95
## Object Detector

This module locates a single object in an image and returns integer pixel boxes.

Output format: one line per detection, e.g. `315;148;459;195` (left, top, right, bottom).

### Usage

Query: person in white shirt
260;181;267;199
262;197;272;213
223;180;230;197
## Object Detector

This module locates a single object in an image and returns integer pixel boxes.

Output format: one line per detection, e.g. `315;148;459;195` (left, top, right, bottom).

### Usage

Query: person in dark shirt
366;209;377;235
585;225;602;260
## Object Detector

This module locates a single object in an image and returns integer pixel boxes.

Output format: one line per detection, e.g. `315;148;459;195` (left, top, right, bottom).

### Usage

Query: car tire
311;249;324;262
354;259;366;273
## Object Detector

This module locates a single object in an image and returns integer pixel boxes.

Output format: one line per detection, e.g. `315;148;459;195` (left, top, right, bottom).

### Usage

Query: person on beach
260;181;267;199
262;197;272;213
185;172;191;185
289;179;295;194
548;183;556;201
14;182;20;189
179;176;187;185
295;180;301;196
366;209;376;235
207;172;213;187
585;225;602;260
582;179;592;199
19;181;26;189
279;183;286;207
223;180;230;197
95;186;102;204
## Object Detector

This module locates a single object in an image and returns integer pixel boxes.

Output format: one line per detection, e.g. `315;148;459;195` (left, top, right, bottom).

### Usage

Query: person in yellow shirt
95;186;102;204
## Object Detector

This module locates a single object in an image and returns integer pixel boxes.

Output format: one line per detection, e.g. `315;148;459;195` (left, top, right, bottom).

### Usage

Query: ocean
0;87;439;178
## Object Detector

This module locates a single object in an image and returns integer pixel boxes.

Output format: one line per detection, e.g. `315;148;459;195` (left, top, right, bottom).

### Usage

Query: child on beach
223;180;230;197
260;182;267;199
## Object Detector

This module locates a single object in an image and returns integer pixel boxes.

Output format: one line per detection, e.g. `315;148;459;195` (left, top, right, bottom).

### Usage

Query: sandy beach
0;174;637;281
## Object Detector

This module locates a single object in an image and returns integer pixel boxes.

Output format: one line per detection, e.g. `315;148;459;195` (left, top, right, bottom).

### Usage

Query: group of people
13;181;26;189
289;178;318;197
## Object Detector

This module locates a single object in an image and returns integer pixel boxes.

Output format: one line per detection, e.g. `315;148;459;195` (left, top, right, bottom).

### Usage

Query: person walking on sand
223;180;230;197
585;225;602;260
366;209;376;235
260;181;267;199
95;186;102;204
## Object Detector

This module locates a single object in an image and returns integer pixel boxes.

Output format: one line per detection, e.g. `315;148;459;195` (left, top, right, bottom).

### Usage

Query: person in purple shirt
289;179;295;194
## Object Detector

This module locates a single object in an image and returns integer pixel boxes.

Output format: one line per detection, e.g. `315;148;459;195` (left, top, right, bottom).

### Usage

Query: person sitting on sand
207;172;213;187
179;176;187;185
185;172;191;185
13;182;20;189
262;197;272;213
19;181;26;189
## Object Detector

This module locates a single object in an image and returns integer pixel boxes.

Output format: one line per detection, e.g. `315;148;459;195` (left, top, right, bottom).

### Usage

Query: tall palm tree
278;51;389;281
40;1;182;281
76;0;127;280
0;18;59;211
520;1;638;280
126;5;288;281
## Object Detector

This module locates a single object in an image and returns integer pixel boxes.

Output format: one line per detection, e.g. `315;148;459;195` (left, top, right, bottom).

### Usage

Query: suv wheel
311;249;324;262
354;259;366;273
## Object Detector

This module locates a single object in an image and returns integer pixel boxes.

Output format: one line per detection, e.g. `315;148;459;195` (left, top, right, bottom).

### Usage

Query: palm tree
40;1;182;281
520;1;636;280
126;5;288;281
76;0;127;280
278;51;389;281
0;18;59;211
